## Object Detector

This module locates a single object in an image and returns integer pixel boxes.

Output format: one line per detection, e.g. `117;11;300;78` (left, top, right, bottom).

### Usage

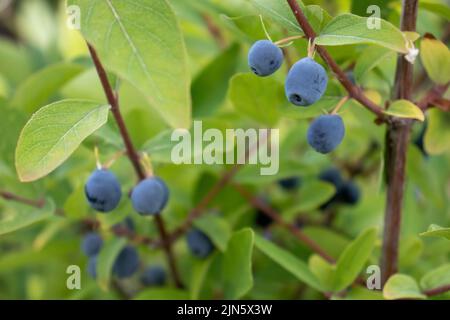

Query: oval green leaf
68;0;191;128
333;228;377;292
420;38;450;85
222;228;254;299
229;73;282;126
420;264;450;292
424;109;450;155
97;237;127;291
0;198;55;235
315;14;409;53
16;100;110;182
419;224;450;241
383;274;426;300
384;100;425;121
254;234;323;291
11;62;86;113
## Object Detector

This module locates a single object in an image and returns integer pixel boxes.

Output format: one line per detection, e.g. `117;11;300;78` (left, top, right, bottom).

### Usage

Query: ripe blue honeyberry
285;57;328;106
278;176;302;190
186;229;214;259
81;232;103;257
307;114;345;154
87;256;98;279
113;246;139;279
248;40;284;77
339;181;360;205
140;266;166;287
85;169;122;213
131;177;169;215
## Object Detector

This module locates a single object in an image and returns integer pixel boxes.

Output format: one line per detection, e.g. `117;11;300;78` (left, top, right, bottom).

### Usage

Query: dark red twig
286;0;386;120
232;183;335;263
87;43;183;288
423;284;450;297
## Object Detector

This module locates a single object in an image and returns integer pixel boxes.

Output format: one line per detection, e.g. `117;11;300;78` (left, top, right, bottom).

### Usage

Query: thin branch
0;191;45;208
423;284;450;297
168;132;268;242
417;83;450;110
286;0;386;120
87;43;183;288
202;13;227;49
381;0;419;285
233;183;335;263
87;43;145;180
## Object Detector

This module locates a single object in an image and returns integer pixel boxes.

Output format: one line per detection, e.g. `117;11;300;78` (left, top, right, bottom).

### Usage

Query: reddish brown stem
233;183;335;264
87;43;183;288
381;0;418;285
0;191;45;208
423;284;450;297
169;132;267;242
417;83;450;110
286;0;386;119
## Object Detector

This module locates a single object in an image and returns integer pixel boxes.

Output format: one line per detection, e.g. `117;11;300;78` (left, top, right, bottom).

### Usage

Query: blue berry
278;176;302;190
307;114;345;154
285;57;328;106
346;71;356;85
140;266;166;286
81;232;103;257
84;169;122;212
87;256;98;279
339;181;360;205
186;229;214;259
248;40;284;77
131;177;169;215
319;168;344;189
113;246;139;279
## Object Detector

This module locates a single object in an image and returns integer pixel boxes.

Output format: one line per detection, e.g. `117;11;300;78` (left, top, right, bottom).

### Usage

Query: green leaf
192;44;240;118
222;228;254;299
97;237;127;291
247;0;305;34
420;224;450;241
383;274;426;300
254;234;322;291
135;288;190;300
308;254;335;291
354;46;395;83
303;227;350;259
424;109;450;155
333;228;377;292
229;73;282;126
0;38;33;86
420;38;450;85
15;100;110;182
420;264;450;291
194;215;231;252
316;14;409;53
11;63;86;113
384;100;424;121
0;198;55;235
284;181;335;219
69;0;191;128
419;2;450;21
189;255;215;300
399;236;423;268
